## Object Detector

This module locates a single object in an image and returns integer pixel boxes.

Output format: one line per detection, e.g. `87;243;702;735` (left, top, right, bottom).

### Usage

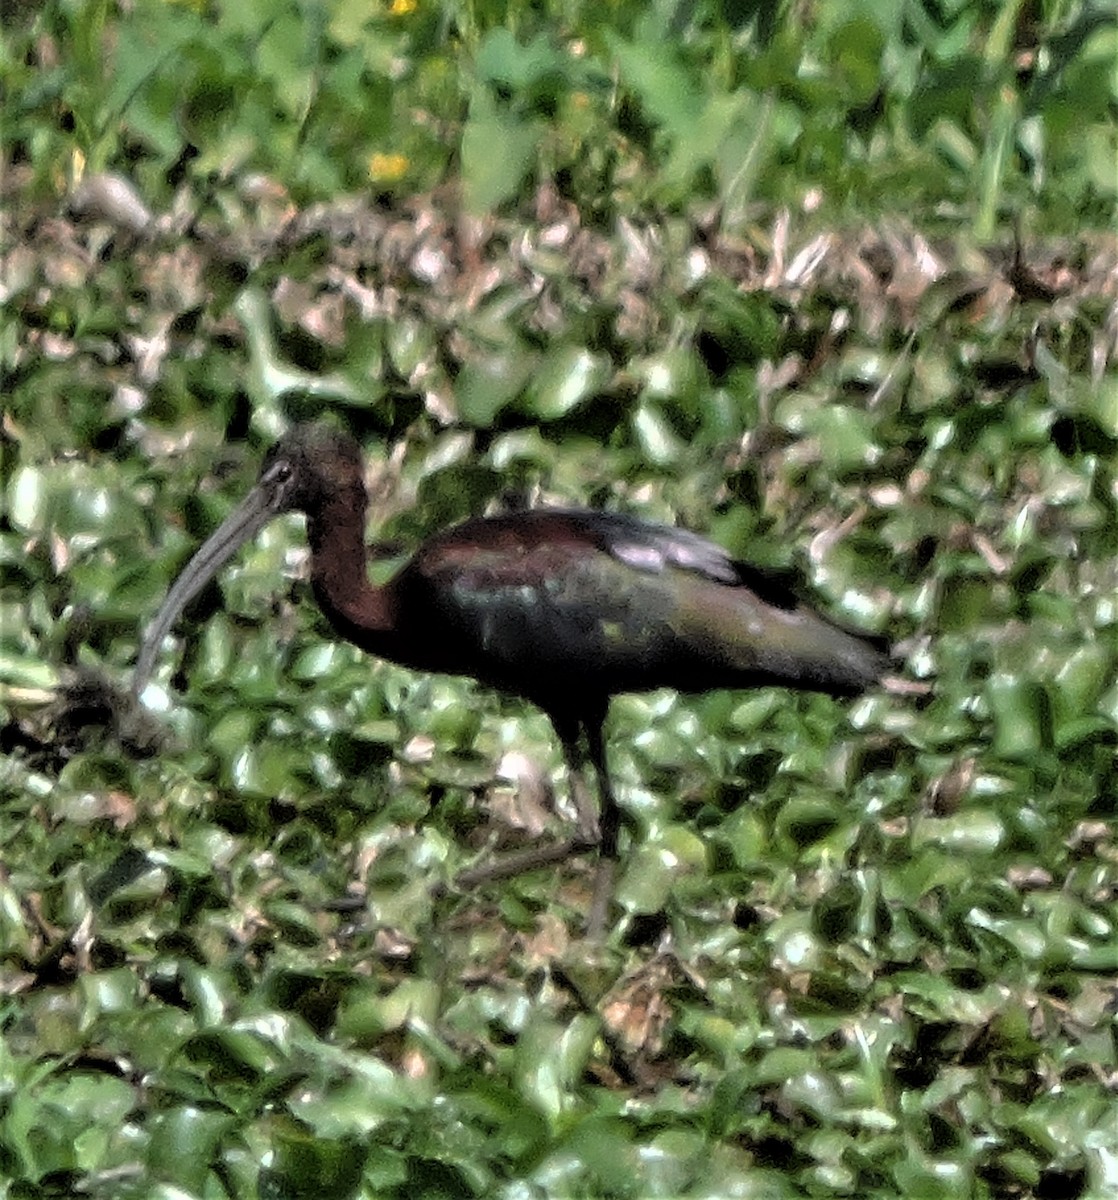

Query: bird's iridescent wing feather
400;510;887;702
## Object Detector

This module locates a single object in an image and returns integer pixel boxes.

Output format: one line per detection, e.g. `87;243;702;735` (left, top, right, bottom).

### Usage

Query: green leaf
609;35;702;133
147;1105;234;1193
632;402;685;465
520;345;610;421
456;349;539;427
462;88;539;212
985;673;1053;761
7;465;48;533
475;29;565;91
260;1121;368;1200
911;811;1005;854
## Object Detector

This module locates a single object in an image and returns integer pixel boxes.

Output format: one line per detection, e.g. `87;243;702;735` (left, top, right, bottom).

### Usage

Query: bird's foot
453;834;597;891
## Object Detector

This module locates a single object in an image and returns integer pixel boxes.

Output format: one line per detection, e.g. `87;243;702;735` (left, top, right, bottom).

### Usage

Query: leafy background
2;1;1117;1197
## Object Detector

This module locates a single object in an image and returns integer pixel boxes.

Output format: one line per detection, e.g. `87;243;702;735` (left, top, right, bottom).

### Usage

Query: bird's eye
266;460;294;486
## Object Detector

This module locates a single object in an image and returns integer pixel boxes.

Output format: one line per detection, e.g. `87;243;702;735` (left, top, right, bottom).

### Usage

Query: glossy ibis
135;423;890;933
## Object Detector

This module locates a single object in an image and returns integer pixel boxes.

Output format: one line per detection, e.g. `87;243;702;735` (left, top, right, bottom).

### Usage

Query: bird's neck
305;489;396;637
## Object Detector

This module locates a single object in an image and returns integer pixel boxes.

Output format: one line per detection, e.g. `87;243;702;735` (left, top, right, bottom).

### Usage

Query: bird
135;422;891;934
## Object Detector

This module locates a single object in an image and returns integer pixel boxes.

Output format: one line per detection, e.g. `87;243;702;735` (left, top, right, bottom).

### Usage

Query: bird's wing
577;510;741;583
403;511;686;685
405;509;887;699
566;510;803;608
413;508;756;595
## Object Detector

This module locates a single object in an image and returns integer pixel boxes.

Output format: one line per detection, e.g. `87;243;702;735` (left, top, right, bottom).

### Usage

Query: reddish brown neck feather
306;488;397;634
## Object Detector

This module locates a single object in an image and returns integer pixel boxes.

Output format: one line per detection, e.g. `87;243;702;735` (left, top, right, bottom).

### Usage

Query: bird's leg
556;720;600;846
450;717;597;893
583;711;619;941
569;772;600;844
563;748;597;844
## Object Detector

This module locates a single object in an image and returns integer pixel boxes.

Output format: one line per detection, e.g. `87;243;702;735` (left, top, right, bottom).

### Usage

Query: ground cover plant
2;0;1117;1197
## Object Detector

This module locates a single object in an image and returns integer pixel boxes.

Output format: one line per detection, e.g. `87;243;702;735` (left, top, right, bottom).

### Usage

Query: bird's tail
753;606;891;697
681;576;891;697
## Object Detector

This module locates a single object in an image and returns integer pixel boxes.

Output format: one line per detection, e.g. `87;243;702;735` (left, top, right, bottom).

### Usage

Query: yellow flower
390;0;417;15
368;153;409;183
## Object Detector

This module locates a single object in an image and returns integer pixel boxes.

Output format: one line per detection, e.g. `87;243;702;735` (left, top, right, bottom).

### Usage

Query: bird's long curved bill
133;485;277;699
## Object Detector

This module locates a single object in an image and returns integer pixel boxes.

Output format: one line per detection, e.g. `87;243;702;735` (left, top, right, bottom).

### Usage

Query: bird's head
258;422;367;516
133;422;366;699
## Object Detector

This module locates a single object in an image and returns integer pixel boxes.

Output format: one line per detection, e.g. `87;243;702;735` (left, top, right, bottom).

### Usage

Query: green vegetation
2;1;1116;1197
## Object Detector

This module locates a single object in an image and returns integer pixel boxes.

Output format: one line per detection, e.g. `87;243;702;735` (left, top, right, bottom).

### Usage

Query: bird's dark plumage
374;508;887;707
136;423;891;931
